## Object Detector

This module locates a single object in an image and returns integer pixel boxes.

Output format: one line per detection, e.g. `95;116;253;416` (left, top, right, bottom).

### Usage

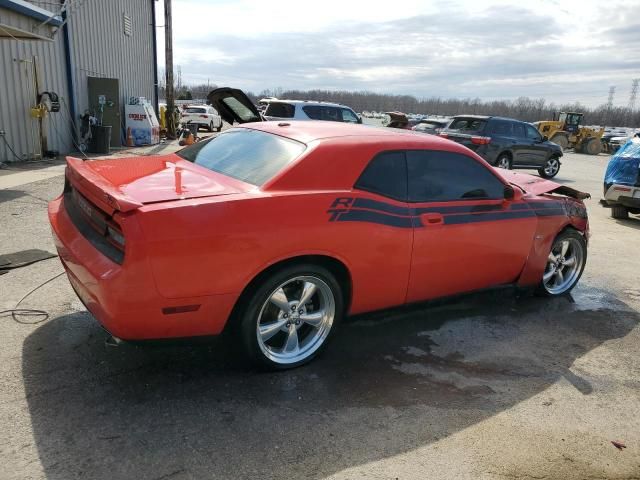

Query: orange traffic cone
126;127;134;147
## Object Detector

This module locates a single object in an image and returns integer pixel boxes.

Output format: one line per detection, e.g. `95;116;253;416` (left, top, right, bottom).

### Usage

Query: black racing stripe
352;198;410;216
444;210;536;225
412;203;506;215
527;201;564;209
334;210;414;228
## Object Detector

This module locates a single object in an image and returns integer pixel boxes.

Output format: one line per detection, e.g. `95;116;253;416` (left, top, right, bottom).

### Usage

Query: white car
263;100;361;124
181;105;223;132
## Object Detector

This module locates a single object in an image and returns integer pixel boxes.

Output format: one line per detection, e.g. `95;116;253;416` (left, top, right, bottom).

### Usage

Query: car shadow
22;286;639;479
614;216;640;229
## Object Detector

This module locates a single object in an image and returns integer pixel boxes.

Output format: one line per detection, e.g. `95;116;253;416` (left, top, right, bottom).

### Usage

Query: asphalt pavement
1;147;639;480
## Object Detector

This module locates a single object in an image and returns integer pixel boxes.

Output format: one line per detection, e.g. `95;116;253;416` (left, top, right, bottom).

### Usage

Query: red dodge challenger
48;89;590;369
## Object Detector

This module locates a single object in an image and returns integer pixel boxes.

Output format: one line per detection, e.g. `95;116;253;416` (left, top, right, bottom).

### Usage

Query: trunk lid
206;87;262;125
66;155;247;212
498;169;590;200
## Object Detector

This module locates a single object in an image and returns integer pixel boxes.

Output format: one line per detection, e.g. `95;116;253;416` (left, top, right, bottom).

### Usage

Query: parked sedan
439;115;564;178
49;96;590;369
181;105;223;132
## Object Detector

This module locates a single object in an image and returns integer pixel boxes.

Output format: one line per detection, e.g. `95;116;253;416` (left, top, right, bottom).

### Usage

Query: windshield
177;129;305;186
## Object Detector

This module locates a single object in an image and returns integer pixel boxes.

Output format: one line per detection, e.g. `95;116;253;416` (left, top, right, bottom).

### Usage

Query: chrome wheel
543;237;584;295
256;276;335;365
497;156;510;169
543;158;560;177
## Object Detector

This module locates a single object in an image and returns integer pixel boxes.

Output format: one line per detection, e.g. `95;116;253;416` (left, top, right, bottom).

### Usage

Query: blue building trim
0;0;63;27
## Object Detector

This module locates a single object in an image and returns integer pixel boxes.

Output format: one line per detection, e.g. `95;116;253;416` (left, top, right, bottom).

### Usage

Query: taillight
439;132;449;139
200;115;208;118
106;223;125;251
471;136;491;145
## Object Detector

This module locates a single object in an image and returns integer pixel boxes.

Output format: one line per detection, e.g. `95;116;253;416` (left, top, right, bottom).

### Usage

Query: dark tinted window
525;123;542;140
488;120;512;135
302;105;322;120
355;151;407;200
512;122;526;138
265;102;295;118
185;107;207;113
407;150;504;202
177;129;305;186
302;105;341;122
448;118;487;133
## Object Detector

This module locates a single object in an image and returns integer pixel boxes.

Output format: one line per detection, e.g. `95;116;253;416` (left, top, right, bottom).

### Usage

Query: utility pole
164;0;176;139
606;86;616;110
628;79;639;111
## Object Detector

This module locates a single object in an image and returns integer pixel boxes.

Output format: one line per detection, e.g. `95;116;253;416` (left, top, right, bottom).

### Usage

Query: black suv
439;115;563;178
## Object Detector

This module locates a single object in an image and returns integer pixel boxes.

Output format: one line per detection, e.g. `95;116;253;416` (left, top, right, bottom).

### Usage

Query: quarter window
341;108;359;123
407;151;505;202
264;102;295;118
355;151;407;201
489;120;512;135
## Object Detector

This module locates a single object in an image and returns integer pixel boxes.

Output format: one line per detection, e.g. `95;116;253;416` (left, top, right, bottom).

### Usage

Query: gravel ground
0;147;639;480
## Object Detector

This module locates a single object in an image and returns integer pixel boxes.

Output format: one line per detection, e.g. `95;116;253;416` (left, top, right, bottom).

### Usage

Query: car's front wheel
538;157;560;178
539;229;587;296
239;264;343;369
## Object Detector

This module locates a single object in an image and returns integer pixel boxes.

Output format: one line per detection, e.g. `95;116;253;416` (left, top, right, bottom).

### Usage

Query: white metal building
0;0;158;162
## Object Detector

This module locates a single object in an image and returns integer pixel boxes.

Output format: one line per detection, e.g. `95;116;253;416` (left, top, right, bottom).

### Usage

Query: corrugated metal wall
0;9;72;161
0;0;155;162
67;0;155;146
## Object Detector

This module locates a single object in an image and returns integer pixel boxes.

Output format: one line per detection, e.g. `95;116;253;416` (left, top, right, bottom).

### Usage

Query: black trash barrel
88;125;112;154
185;123;198;136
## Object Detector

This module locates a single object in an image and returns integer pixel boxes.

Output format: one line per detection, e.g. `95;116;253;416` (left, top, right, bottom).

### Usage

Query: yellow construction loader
534;112;604;155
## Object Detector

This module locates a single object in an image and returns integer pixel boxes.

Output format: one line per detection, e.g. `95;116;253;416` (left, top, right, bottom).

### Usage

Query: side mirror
504;185;515;200
542;135;548;142
504;185;523;201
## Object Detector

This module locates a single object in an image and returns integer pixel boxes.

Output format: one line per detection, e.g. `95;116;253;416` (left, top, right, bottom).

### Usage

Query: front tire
538;157;560;178
584;138;602;155
539;229;587;296
239;264;343;370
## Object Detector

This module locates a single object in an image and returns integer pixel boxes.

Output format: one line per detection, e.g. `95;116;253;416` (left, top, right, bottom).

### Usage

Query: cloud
158;0;640;107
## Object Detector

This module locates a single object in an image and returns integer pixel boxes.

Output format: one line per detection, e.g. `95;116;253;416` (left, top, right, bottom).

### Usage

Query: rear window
448;118;487;133
177;129;305;186
265;102;295;118
185;107;206;113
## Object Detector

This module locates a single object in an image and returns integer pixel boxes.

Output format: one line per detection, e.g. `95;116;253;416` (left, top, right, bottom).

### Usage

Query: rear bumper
48;196;237;340
603;184;640;209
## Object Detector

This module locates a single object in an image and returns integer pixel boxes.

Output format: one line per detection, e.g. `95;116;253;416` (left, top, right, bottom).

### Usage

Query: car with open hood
49;90;590;369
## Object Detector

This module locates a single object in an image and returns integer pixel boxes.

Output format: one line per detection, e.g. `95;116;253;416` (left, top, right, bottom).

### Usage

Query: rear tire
538;229;587;296
495;153;512;170
217;122;222;132
611;205;629;219
550;134;569;150
238;264;343;370
207;122;214;132
538;157;560;178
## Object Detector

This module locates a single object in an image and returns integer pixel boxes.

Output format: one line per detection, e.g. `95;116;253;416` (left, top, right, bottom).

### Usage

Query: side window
323;107;340;122
512;122;526;138
407;150;505;202
525;124;542;140
302;105;322;120
341;108;359;123
489;120;512;136
355;151;407;201
264;102;295;118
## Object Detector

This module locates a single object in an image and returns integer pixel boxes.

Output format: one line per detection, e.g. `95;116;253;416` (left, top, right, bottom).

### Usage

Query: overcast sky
155;0;640;107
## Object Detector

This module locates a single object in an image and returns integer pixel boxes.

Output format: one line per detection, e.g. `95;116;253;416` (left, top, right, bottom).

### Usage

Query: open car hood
206;87;262;125
497;169;590;200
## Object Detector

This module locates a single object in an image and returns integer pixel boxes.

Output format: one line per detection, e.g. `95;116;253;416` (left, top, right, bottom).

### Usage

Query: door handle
420;212;444;225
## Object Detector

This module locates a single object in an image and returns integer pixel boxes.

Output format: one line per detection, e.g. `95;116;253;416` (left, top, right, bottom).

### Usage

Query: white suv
181;105;223;132
263;100;361;124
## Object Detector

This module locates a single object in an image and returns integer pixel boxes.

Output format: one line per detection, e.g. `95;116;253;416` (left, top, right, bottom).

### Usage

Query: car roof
452;115;523;123
235;121;462;147
268;99;352;108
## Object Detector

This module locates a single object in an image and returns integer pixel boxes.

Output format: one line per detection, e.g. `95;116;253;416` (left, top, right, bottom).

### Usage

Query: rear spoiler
548;185;591;200
499;169;590;200
66;157;143;213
